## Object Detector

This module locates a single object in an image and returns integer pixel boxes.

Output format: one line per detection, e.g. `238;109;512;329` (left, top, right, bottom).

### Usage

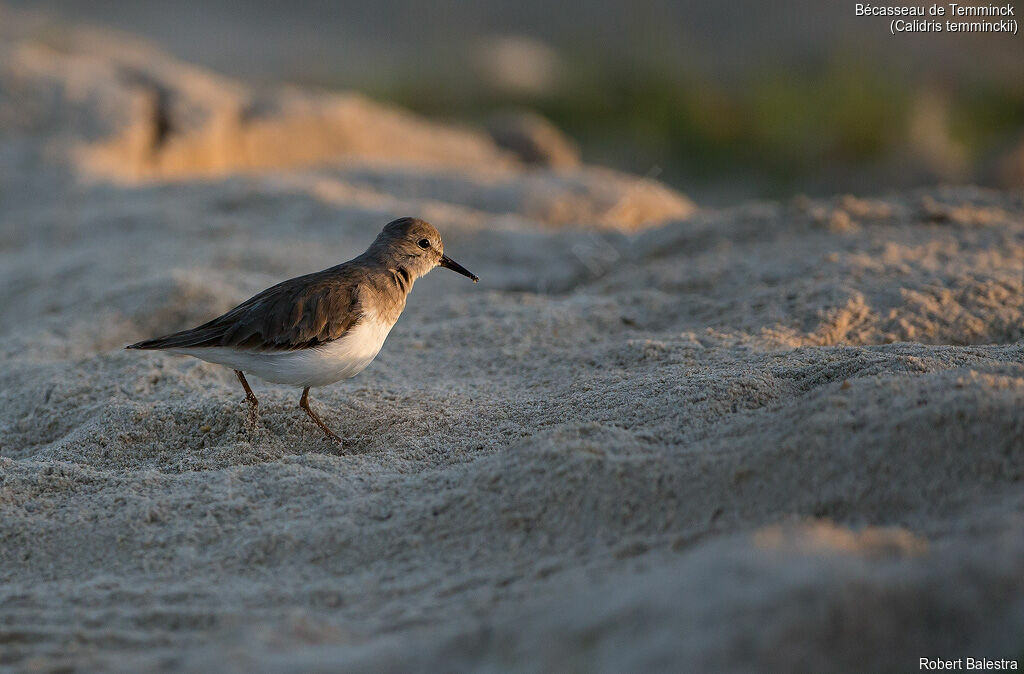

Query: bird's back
127;260;377;353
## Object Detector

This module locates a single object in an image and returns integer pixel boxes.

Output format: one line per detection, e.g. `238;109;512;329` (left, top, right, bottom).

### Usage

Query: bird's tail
125;326;224;350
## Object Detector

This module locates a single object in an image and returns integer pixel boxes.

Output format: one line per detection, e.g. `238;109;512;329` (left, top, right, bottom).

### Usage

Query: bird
127;217;478;443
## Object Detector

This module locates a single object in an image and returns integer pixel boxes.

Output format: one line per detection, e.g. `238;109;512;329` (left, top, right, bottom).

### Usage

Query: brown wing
127;266;364;352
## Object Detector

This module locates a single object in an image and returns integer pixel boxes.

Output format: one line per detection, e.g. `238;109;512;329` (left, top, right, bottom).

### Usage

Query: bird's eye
417;238;431;249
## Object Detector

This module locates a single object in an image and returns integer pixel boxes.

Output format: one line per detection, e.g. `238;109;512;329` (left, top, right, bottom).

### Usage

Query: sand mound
1;8;1022;672
0;8;693;232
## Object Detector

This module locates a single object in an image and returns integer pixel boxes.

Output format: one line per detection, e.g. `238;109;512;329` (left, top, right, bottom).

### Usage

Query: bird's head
373;217;478;283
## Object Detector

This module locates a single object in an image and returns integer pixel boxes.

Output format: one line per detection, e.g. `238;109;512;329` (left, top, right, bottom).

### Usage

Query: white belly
172;317;395;388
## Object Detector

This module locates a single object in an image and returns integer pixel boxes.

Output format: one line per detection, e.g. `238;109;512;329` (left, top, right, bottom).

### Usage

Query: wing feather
127;266;364;352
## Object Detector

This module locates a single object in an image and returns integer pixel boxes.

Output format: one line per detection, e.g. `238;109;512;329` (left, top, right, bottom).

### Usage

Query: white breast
173;316;395;388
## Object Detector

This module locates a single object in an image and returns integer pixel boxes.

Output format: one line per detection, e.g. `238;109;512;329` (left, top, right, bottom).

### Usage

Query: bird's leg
299;387;341;443
234;370;259;427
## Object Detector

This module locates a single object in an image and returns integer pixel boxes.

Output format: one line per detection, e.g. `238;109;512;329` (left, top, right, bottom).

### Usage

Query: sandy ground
1;9;1023;672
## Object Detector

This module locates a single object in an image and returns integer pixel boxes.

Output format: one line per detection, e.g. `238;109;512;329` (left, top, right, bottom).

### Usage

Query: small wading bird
127;217;478;443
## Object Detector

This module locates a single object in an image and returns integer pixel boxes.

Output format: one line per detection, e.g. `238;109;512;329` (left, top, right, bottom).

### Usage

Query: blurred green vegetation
372;54;1024;198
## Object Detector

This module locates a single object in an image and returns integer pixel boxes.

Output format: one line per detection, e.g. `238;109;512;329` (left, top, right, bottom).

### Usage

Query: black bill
439;254;479;282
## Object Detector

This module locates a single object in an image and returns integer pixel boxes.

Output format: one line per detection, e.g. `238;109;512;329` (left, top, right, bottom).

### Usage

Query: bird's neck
389;264;415;295
353;249;420;298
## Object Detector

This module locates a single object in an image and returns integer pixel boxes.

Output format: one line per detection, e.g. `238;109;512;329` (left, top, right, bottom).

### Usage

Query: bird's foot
299;387;342;447
320;426;343;446
244;398;260;430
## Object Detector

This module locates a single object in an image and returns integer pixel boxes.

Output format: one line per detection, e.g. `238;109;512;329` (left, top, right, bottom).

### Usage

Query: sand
1;8;1023;672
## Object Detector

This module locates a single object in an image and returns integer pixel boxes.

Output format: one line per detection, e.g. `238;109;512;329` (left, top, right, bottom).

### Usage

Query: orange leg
299;387;341;443
234;370;259;426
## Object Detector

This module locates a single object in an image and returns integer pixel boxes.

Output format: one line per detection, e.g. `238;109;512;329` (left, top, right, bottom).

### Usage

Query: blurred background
9;0;1024;204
